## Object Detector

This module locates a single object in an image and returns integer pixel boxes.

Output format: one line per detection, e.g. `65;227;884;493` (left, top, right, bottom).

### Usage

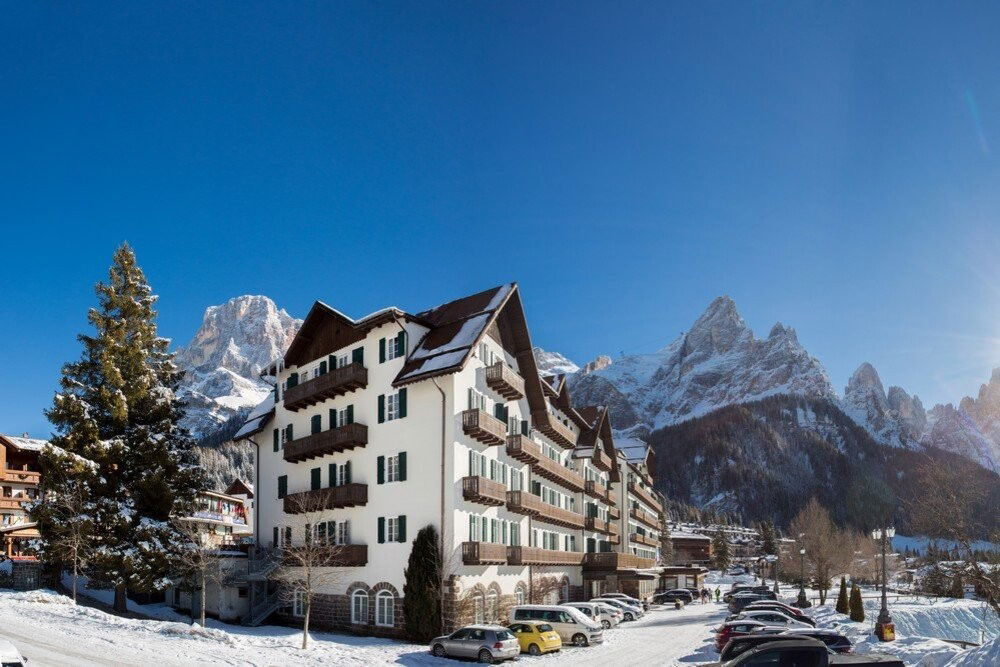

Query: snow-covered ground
0;578;995;666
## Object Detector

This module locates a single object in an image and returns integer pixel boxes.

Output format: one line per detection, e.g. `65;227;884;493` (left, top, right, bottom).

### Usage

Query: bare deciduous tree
173;519;225;627
789;498;857;604
33;462;93;603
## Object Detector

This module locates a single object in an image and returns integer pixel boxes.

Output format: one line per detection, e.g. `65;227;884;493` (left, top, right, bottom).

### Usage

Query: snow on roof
0;434;48;452
670;531;712;541
616;437;649;463
314;303;407;326
397;349;469;381
233;396;274;439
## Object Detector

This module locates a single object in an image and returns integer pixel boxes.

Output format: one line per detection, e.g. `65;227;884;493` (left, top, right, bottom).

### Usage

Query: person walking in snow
714;587;721;602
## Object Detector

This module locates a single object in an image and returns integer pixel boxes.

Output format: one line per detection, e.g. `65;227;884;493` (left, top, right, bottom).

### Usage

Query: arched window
487;591;499;622
514;585;526;606
560;580;569;603
473;593;485;624
375;590;395;627
351;590;369;624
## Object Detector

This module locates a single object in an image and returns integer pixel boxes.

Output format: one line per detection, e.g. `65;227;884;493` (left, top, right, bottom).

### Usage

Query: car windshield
537;624;553;632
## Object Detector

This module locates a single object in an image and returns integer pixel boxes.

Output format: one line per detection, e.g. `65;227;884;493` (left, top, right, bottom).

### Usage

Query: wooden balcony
582;552;656;571
462;409;507;446
505;490;547;517
0;497;32;511
531;454;585;493
284;544;367;567
628;482;663;513
629;532;659;548
462;476;508;507
629;507;660;530
591;447;613;472
284;363;368;411
531;411;576;448
506;435;540;463
485;362;525;401
2;470;40;485
534;503;585;531
283;484;368;514
585;516;618;536
584;480;615;505
609;505;621;520
462;541;508;565
283;423;368;463
506;546;583;566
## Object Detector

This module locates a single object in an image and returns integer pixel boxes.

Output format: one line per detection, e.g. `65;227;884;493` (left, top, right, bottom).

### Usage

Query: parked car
743;601;816;626
599;592;649;611
714;620;778;652
732;609;813;629
595;603;624;625
728;592;766;613
590;597;643;621
723;584;775;603
509;605;604;646
720;632;819;661
702;638;904;666
778;628;853;654
562;601;619;629
508;622;562;656
653;589;695;604
727;567;747;576
0;640;27;667
429;625;520;663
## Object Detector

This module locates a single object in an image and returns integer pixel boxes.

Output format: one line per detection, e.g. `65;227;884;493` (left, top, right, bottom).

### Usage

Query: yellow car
508;621;563;655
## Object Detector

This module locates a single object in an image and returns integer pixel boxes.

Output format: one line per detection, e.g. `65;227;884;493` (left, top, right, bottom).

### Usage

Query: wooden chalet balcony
505;490;547;517
534;503;585;530
628;482;663;513
283;423;368;463
609;505;621;520
629;507;660;530
283;484;368;514
531;411;576;448
462;476;508;507
591;447;613;472
584;480;615;505
582;552;656;571
485;362;525;401
531;454;585;493
284;363;368;411
462;541;508;565
629;532;659;548
284;544;367;567
2;470;40;485
506;435;540;463
462;409;507;446
585;516;619;537
0;497;31;510
506;546;584;566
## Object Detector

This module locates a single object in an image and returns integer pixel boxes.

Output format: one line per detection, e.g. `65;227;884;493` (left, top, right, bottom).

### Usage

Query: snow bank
943;639;1000;667
3;589;75;605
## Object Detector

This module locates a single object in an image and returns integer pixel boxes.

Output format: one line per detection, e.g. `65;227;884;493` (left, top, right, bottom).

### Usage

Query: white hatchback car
591;597;643;621
0;640;27;667
735;609;813;629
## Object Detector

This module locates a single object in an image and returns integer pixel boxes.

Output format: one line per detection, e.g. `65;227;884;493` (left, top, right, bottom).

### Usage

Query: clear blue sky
3;2;1000;438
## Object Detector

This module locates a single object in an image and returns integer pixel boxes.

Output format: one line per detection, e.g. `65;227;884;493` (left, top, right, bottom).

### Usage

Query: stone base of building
11;560;43;591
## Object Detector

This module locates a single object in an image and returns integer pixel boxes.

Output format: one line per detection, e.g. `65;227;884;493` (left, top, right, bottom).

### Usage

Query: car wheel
478;648;494;664
572;633;588;647
432;644;446;657
602;619;611;629
625;612;634;621
528;644;541;656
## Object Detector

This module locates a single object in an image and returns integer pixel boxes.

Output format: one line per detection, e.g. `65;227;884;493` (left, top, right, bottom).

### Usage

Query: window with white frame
337;407;350;427
351;590;369;624
487;591;498;621
386;454;400;482
387;516;400;542
386;393;400;421
514;586;525;606
376;590;395;627
337;354;349;368
473;594;485;624
386;337;402;361
337;521;350;545
292;589;306;617
312;367;321;378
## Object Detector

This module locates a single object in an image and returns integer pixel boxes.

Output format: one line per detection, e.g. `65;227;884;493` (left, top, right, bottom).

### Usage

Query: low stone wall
11;560;43;591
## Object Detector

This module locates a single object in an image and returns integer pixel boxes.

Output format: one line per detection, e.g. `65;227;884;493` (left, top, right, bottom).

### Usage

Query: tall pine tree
849;583;865;622
835;576;849;614
711;531;731;571
403;525;443;641
39;244;204;612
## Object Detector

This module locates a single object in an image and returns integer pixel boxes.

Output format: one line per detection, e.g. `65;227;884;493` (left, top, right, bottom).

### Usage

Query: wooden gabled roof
574;405;622;482
284;302;422;368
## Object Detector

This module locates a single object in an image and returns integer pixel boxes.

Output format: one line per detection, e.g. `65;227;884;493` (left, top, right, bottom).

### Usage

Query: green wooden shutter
328;463;337;487
345;460;352;483
521;420;529;435
328;354;336;371
378;394;385;423
273;526;278;548
285;424;293;442
377;456;385;484
398;451;407;481
377;517;385;544
397;515;407;543
352;346;364;365
288;372;299;388
272;428;279;452
395;330;406;357
398;388;407;418
346;405;354;424
379;338;386;363
311;414;321;434
274;385;279;404
330;408;337;429
311;467;321;490
494;403;504;420
319;360;327;375
277;475;287;499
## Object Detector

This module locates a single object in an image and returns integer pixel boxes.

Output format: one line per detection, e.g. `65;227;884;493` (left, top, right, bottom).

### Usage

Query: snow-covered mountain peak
846;362;887;397
532;347;580;376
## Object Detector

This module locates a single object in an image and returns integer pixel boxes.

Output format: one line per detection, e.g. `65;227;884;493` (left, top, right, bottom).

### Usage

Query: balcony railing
284;363;368;412
283;483;368;514
283;544;368;567
534;503;585;530
485;362;525;401
585;516;618;536
629;507;660;530
462;476;508;507
628;482;663;513
629;532;659;548
462;409;507;446
584;480;615;505
506;435;540;463
531;411;576;448
591;447;613;472
505;490;547;517
0;497;32;511
582;552;656;571
462;541;508;565
531;454;585;493
506;546;584;566
283;423;368;463
1;470;40;485
609;505;621;520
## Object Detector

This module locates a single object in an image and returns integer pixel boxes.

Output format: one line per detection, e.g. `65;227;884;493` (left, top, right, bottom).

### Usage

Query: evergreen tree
403;525;442;642
949;573;965;599
38;244;204;612
711;531;731;571
759;521;777;555
849;584;865;622
922;564;948;596
835;576;849;614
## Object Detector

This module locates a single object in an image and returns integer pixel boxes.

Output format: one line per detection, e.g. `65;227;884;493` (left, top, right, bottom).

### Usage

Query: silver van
509;604;604;646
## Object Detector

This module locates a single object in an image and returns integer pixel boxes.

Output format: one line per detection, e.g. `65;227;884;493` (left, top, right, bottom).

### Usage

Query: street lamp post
773;549;780;595
872;527;896;641
796;548;809;607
